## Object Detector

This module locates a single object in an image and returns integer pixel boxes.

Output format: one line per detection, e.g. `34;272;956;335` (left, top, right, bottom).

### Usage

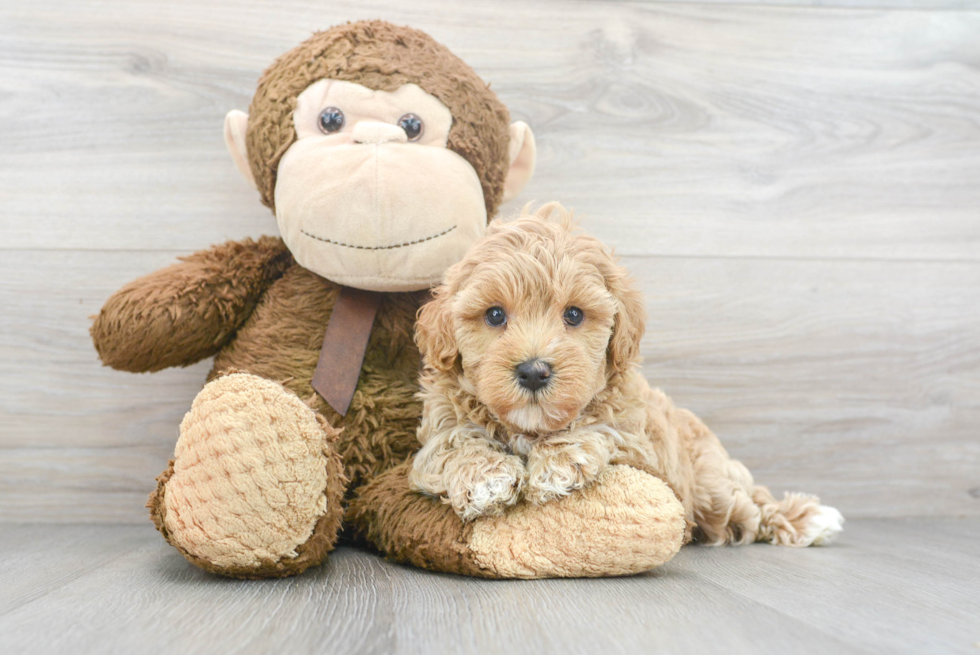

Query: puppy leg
752;485;845;547
524;428;616;505
410;426;525;521
684;412;843;546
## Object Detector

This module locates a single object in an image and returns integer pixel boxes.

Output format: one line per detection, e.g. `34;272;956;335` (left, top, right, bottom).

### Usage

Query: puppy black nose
515;359;552;392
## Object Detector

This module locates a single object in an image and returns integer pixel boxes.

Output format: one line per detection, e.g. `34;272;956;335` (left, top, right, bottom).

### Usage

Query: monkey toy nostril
515;359;552;392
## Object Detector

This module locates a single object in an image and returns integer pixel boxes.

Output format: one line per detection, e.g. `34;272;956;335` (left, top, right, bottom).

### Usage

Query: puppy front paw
524;441;605;505
445;453;526;521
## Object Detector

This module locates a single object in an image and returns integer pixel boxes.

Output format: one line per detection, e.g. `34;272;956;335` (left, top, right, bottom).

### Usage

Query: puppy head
416;202;645;434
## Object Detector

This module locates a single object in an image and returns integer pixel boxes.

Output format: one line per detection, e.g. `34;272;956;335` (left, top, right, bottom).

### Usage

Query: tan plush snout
351;121;408;145
272;137;489;292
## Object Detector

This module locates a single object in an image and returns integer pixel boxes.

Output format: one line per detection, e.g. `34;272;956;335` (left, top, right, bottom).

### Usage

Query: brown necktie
311;286;382;416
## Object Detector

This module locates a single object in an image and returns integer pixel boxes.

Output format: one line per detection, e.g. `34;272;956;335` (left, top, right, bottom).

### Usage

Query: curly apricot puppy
410;203;843;547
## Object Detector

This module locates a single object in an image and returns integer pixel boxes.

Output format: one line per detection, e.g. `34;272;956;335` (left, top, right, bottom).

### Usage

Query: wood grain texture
1;1;978;259
624;0;978;9
1;0;978;522
0;520;977;655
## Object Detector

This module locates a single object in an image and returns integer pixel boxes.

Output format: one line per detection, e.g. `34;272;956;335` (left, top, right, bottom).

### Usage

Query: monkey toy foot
348;463;687;578
148;373;346;578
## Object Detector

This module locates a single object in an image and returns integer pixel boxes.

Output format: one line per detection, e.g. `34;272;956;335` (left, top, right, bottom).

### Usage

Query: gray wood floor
0;519;977;655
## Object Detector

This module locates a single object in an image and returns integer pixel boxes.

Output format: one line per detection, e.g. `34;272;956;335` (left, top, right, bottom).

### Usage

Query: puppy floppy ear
415;288;458;371
604;264;647;373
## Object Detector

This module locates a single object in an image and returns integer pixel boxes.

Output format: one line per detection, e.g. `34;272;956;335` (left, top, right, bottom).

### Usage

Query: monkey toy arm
91;236;292;372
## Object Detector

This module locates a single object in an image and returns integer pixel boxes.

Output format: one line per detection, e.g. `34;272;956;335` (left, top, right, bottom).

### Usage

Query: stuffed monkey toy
91;20;686;579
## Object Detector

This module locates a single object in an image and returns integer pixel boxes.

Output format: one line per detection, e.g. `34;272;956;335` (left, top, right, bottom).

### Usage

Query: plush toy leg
147;373;347;579
347;462;686;579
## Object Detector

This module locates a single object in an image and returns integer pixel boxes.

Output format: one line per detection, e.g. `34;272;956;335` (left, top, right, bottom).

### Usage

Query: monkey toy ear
223;110;257;189
501;121;536;203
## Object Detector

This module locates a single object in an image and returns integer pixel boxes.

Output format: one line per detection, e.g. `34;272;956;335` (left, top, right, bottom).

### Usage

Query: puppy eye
318;107;345;134
563;306;585;327
397;113;424;141
485;306;507;327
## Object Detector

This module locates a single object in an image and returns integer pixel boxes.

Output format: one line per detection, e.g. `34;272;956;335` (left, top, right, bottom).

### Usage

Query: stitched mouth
300;225;458;251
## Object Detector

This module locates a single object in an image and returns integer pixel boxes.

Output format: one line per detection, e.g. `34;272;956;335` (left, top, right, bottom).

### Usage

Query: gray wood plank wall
1;0;978;523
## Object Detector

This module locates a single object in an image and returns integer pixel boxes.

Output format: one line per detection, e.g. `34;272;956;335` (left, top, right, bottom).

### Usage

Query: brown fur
346;461;486;577
246;20;512;218
210;265;427;492
91;236;292;372
412;204;841;546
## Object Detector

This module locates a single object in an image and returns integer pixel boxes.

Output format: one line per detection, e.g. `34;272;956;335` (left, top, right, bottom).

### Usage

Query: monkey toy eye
318;107;345;134
485;306;507;327
563;307;584;327
397;113;424;141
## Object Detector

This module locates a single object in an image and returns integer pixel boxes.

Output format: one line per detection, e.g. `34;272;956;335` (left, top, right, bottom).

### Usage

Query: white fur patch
801;505;844;546
461;472;520;519
507;406;547;433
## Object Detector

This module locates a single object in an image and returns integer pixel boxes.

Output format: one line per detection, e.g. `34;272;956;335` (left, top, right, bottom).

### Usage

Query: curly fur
411;203;844;547
91;236;293;372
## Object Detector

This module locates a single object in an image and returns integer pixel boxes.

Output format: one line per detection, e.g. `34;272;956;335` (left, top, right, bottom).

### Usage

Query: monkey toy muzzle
275;132;488;292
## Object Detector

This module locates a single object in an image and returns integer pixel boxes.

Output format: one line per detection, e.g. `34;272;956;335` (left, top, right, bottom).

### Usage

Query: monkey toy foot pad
148;373;347;579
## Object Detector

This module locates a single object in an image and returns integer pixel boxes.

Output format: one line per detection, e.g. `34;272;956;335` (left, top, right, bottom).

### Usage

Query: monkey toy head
223;21;536;292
